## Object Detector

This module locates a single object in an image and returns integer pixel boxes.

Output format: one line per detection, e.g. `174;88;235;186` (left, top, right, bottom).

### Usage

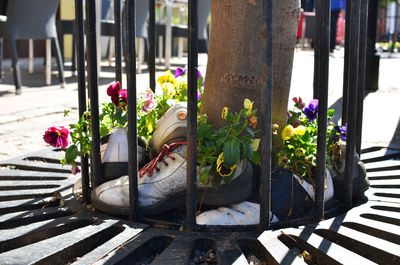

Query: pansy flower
174;66;203;80
334;124;347;141
107;81;121;107
282;125;294;140
141;91;157;113
216;153;237;177
71;164;81;175
304;99;319;122
293;96;305;109
43;126;71;148
119;89;128;109
244;98;253;115
221;107;228;119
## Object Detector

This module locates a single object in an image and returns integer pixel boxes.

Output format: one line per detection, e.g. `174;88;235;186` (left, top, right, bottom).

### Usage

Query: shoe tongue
172;144;187;158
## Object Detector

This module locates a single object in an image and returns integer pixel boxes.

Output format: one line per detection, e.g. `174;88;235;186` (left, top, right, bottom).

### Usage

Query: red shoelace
139;142;187;178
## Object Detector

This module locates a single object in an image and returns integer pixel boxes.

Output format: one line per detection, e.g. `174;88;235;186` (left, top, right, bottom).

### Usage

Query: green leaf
100;126;110;138
65;145;78;165
287;144;295;150
200;170;210;185
245;126;255;137
250;151;261;165
242;142;253;160
223;140;240;167
198;123;212;140
327;109;335;118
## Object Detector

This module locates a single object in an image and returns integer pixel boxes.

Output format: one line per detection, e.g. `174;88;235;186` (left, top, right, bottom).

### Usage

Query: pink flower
43;126;70;148
292;97;305;109
119;89;128;109
107;81;121;106
141;91;157;113
71;164;81;175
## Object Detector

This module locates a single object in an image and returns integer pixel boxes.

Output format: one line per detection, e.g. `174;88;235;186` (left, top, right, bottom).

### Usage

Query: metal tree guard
75;0;369;232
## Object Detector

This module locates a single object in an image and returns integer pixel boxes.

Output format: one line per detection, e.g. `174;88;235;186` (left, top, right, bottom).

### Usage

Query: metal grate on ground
0;147;399;264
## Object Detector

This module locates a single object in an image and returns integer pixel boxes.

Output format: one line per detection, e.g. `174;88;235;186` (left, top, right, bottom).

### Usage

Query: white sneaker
91;143;253;216
101;127;146;181
149;102;187;155
196;201;279;225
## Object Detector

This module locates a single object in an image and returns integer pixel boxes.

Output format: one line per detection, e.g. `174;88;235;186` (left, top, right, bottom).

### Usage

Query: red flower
43;126;70;148
107;81;121;106
119;89;128;108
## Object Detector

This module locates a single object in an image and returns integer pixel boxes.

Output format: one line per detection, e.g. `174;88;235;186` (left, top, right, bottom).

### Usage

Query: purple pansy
335;124;347;141
304;99;319;122
174;67;186;78
174;67;203;80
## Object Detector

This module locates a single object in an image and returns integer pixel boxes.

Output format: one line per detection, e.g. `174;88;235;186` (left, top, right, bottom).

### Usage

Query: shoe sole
91;160;253;216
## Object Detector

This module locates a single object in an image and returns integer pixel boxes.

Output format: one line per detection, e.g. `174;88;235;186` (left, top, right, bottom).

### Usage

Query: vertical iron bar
344;0;361;209
314;0;330;221
186;0;198;232
126;0;139;221
85;0;103;188
259;0;273;231
356;0;369;155
75;0;90;203
313;0;321;99
342;0;352;124
149;0;156;92
114;0;122;83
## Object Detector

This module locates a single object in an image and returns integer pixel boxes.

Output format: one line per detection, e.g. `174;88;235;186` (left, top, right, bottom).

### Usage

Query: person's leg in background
330;9;341;51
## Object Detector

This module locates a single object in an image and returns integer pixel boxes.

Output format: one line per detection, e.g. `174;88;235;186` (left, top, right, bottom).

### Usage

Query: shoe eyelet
177;111;187;120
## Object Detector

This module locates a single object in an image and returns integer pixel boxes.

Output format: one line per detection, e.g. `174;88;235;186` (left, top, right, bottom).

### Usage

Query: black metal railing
74;0;369;232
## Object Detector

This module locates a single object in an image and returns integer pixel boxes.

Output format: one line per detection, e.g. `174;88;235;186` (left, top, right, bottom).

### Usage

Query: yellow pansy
216;153;237;177
244;98;253;115
221;106;228;119
282;125;294;140
293;125;305;136
157;70;176;87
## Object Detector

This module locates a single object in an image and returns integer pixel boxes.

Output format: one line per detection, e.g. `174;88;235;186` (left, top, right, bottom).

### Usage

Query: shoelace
139;142;187;178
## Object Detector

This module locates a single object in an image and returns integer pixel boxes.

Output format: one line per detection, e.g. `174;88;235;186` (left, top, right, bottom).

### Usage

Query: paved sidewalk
0;50;399;161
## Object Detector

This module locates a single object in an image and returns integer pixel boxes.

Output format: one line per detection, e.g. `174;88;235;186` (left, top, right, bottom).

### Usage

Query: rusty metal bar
259;0;273;231
186;0;198;232
344;0;361;209
149;0;156;92
126;0;139;221
314;0;330;221
85;0;103;188
356;0;369;155
75;0;90;203
114;0;122;83
342;0;352;123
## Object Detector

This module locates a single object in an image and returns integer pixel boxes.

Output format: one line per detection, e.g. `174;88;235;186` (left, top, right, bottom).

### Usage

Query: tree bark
201;0;301;161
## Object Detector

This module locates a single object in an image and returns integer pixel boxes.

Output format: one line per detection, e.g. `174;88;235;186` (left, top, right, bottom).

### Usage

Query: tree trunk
201;0;301;161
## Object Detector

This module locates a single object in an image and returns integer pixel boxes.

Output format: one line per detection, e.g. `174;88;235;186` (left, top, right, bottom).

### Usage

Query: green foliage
197;100;260;187
277;98;345;183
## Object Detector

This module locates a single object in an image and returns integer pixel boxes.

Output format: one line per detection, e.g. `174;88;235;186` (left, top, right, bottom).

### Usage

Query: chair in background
0;0;65;95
